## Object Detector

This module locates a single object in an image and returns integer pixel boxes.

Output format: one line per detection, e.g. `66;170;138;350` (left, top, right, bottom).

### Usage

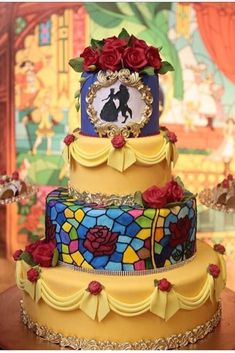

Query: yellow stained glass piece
123;246;139;263
62;222;72;232
164;259;171;267
75;209;85;222
171;206;181;215
64;208;74;218
71;251;84;266
156;216;164;227
62;254;73;264
159;209;170;217
136;229;150;240
155;228;164;242
82;260;93;269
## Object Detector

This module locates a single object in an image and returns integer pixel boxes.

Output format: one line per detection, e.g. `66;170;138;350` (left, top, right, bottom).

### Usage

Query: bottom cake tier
16;241;226;350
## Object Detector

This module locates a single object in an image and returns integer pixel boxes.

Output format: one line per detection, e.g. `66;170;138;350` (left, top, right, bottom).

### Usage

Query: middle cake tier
66;131;177;196
46;188;197;272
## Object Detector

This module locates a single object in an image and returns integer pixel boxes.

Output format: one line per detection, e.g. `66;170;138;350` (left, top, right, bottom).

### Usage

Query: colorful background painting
0;3;235;287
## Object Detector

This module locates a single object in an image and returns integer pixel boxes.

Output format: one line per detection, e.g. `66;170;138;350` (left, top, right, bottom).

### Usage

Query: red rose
13;249;23;261
146;46;162;70
64;134;75;146
166;180;184;203
142;185;168;208
103;36;127;52
227;174;233;181
167;131;177;144
26;239;56;267
12;171;19;180
84;226;119;256
213;243;226;255
222;179;229;188
87;281;103;295
27;268;40;283
80;47;99;71
157;278;172;292
123;47;148;71
99;48;122;71
111;134;126;149
130;35;149;51
208;264;220;278
169;215;192;247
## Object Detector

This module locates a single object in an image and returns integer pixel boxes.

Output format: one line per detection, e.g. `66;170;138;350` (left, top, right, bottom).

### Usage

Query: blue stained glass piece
68;218;79;228
118;235;132;244
164;228;171;235
106;208;124;219
50;207;57;221
83;207;92;213
189;208;195;218
131;238;144;251
82;215;96;228
164;214;178;228
178;206;189;219
86;209;106;217
60;230;70;244
116;242;128;252
190;228;196;241
160;234;170;246
105;261;122;271
57;243;62;253
77;224;88;239
55;224;61;233
126;222;141;237
79;239;87;254
91;255;109;268
83;250;93;262
97;215;114;228
112;222;126;234
123;263;134;271
55;202;67;212
56;212;66;225
110;252;123;262
116;212;134;226
56;233;61;243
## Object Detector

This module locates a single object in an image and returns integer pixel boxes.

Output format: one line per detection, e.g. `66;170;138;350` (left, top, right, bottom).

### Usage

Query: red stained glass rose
27;267;40;283
208;264;220;278
87;280;103;295
123;47;148;71
142;185;168;208
157;278;172;292
99;48;122;71
83;226;119;256
146;46;162;70
169;215;192;247
13;249;23;261
213;243;226;255
111;134;126;149
64;134;75;146
80;47;99;71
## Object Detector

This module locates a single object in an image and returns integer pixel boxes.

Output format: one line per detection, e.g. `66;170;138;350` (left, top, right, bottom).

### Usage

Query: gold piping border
20;300;221;350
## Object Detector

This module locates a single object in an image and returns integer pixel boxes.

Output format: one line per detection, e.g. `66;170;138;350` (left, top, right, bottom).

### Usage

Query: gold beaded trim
58;253;197;276
20;300;221;350
68;186;138;206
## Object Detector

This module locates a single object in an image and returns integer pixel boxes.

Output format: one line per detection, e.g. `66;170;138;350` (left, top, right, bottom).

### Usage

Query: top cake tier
69;29;173;138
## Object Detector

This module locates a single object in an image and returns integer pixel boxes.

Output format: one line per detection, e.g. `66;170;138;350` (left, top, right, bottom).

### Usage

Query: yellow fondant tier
17;241;226;346
67;132;176;195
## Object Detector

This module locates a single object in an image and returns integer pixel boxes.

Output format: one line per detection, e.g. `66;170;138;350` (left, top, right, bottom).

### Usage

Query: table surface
0;286;235;350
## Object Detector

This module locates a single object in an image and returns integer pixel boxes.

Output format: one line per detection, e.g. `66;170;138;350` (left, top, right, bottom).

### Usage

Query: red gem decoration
27;268;40;283
64;134;75;146
213;243;226;255
111;134;126;149
12;249;23;261
208;264;220;278
167;131;177;144
87;281;103;295
12;171;19;180
157;278;172;292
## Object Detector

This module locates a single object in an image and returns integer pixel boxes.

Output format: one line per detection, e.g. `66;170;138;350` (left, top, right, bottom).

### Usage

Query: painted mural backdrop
14;4;235;265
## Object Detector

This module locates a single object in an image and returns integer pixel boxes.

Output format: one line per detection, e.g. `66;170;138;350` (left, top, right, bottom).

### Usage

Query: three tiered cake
14;29;226;349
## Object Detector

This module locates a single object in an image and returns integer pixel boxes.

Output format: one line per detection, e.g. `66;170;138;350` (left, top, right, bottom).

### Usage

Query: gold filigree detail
86;69;153;138
20;300;221;350
199;188;235;214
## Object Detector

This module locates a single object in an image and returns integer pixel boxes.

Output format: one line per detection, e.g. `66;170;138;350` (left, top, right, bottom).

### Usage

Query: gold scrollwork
86;69;153;138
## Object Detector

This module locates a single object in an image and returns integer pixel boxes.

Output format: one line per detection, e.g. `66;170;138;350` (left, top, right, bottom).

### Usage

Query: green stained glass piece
154;242;163;255
136;216;152;228
62;244;69;254
63;202;74;206
146;257;153;269
69;227;78;240
144;208;156;220
68;219;79;228
69;205;82;211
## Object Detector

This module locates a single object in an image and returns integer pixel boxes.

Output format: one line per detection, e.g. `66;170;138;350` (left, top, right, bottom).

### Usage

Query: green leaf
18;228;31;235
74;89;80;99
134;191;144;207
158;61;174;75
28;233;41;243
84;3;124;28
140;66;155;76
118;28;130;39
19;251;37;267
75;101;80;112
90;38;104;49
69;57;84;73
51;248;59;267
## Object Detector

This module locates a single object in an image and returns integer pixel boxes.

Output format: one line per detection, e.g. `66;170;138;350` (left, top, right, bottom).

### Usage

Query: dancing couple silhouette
100;84;133;124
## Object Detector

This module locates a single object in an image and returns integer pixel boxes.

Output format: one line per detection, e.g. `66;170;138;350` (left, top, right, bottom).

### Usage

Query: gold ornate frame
86;69;153;138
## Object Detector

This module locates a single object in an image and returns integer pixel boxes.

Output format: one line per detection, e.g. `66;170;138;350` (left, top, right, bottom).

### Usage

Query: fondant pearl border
58;253;197;276
20;300;221;350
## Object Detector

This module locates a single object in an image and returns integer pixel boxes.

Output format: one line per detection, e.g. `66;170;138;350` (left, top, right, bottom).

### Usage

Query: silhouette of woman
100;89;118;122
115;85;132;123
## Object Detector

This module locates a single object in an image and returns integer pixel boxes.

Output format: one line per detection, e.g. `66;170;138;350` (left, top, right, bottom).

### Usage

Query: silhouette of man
114;84;132;123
